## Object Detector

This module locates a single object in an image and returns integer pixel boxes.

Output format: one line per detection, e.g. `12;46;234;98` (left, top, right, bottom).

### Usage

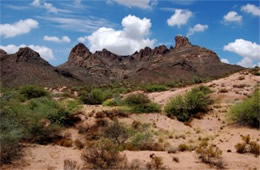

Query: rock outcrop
175;36;192;48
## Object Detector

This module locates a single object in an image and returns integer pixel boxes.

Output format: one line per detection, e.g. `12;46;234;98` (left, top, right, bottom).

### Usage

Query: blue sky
0;0;259;67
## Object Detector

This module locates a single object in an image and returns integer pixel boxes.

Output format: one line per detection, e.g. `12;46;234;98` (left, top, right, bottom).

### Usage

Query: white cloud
223;11;242;22
78;36;88;43
223;39;260;67
31;0;69;13
108;0;156;9
43;35;71;43
85;15;155;55
221;58;229;64
0;19;38;38
187;24;208;37
31;0;41;6
167;9;192;27
241;3;260;16
38;16;114;33
0;44;55;61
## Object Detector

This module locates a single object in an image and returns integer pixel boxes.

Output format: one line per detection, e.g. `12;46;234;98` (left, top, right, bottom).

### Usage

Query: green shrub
124;93;150;106
227;89;260;128
129;103;161;113
80;88;112;105
19;85;48;100
0;88;81;164
103;95;123;106
165;86;212;122
145;84;168;92
123;93;161;113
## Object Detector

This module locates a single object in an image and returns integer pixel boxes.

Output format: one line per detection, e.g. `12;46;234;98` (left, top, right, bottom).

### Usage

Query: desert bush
196;143;223;168
129;103;161;113
235;143;247;153
64;159;78;170
227;89;260;128
0;88;80;164
145;84;168;92
193;76;203;84
80;88;112;105
165;86;212;122
124;93;161;113
19;85;48;100
0;117;23;164
103;95;123;106
178;144;193;152
81;140;127;169
124;93;150;106
104;121;132;144
146;156;167;169
235;135;260;156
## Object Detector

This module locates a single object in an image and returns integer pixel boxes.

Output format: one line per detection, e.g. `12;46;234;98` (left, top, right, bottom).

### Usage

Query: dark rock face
0;49;7;57
175;36;192;48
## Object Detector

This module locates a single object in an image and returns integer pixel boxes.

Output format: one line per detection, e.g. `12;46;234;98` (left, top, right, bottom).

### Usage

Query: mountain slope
0;47;82;87
59;36;243;84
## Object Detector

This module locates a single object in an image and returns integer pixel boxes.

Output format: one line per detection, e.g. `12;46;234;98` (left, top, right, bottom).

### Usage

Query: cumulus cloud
108;0;156;9
43;35;71;43
0;44;55;61
223;11;242;23
223;39;260;67
0;19;38;38
241;3;260;16
187;24;208;37
84;15;155;55
167;9;192;27
220;58;230;64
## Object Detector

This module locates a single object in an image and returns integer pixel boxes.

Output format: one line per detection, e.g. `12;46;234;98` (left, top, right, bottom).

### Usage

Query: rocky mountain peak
16;47;42;62
68;43;92;66
0;49;7;57
175;36;192;48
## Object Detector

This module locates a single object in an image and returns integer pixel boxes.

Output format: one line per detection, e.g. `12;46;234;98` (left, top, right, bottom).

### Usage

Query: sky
0;0;260;67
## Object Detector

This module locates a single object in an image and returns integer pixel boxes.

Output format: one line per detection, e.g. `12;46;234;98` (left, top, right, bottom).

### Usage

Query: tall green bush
165;86;212;122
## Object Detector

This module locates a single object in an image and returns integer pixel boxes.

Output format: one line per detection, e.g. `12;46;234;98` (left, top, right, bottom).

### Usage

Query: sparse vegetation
81;140;127;169
196;142;223;168
19;85;49;100
165;86;212;122
146;156;167;169
124;93;161;113
0;87;81;164
227;89;260;128
145;84;168;92
219;88;228;93
80;88;112;105
235;135;260;156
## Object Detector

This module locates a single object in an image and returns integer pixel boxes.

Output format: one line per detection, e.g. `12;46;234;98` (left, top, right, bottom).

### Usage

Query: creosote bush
165;86;212;122
19;85;48;100
196;142;223;168
80;88;112;105
227;89;259;128
145;84;168;92
124;93;161;113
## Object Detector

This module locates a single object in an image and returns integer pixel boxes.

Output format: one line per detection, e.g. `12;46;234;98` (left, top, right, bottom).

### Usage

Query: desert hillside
1;69;259;170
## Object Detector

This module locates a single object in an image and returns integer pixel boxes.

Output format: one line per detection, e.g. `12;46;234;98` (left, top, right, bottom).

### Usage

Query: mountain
0;36;243;87
0;47;82;87
58;36;243;84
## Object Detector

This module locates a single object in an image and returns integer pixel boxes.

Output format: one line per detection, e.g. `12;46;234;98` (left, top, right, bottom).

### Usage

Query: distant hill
0;36;243;87
0;47;82;87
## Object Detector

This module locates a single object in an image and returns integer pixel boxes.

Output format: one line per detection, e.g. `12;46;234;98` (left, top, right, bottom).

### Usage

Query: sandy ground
2;70;260;170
